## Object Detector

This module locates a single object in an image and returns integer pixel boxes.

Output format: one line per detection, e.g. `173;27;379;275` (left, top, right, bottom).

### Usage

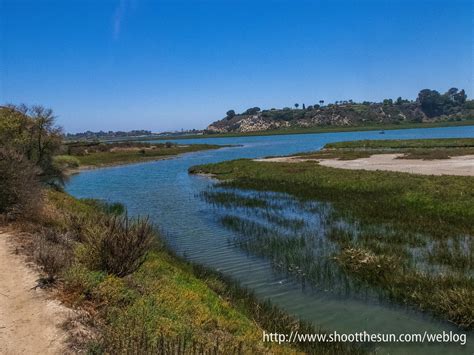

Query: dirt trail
256;154;474;176
0;231;70;355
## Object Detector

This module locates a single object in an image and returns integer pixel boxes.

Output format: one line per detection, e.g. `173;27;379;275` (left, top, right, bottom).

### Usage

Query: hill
206;88;474;133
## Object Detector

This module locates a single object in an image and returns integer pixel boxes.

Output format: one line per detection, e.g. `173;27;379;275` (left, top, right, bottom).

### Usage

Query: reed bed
191;155;474;329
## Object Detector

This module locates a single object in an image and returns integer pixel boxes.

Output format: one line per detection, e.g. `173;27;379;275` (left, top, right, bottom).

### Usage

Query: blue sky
1;0;472;133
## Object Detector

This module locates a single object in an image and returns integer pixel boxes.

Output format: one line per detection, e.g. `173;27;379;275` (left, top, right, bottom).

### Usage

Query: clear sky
1;0;472;133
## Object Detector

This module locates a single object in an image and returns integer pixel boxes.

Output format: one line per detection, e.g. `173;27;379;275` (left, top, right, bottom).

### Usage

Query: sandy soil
0;231;70;355
256;154;474;176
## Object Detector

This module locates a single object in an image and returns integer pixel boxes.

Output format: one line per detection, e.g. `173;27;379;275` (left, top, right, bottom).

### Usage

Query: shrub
85;215;154;277
0;148;42;218
35;233;71;283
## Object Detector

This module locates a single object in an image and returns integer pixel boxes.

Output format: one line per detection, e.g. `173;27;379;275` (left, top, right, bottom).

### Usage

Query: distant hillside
207;88;474;133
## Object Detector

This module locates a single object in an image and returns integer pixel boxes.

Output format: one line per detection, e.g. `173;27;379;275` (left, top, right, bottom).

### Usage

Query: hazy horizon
1;0;472;134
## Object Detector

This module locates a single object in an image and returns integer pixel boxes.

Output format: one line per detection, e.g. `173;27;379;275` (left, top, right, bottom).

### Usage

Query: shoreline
65;144;230;175
65;155;176;175
100;120;474;142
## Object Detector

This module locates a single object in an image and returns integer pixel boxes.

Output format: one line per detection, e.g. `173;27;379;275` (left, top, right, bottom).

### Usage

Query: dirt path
0;231;70;355
256;154;474;176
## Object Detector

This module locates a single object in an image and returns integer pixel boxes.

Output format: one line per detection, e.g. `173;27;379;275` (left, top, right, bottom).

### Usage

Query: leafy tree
464;100;474;109
319;100;324;106
454;89;467;104
243;107;261;115
417;89;444;117
294;103;299;109
302;103;306;110
226;110;236;119
0;105;64;187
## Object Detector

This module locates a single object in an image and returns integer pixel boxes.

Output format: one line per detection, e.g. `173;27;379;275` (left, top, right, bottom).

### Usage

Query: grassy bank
57;142;223;169
189;141;474;329
7;190;361;354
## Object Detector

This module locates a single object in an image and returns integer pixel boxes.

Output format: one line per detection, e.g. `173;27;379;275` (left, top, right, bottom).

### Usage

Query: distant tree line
66;129;153;140
223;88;471;120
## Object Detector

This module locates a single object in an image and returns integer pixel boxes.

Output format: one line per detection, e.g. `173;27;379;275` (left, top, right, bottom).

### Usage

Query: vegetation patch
63;141;223;168
190;149;474;329
297;138;474;160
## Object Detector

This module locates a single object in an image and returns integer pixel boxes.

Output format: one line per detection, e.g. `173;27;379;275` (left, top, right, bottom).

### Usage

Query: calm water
67;126;474;354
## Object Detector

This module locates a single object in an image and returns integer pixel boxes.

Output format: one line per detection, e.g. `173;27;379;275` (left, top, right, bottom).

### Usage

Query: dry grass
82;215;155;277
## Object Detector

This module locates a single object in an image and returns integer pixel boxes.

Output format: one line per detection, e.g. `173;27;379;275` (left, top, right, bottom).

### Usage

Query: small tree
243;107;261;115
319;100;324;106
0;105;64;187
226;110;236;119
294;103;299;109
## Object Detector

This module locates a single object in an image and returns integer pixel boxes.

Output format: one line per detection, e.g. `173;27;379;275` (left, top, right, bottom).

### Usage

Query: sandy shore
255;154;474;176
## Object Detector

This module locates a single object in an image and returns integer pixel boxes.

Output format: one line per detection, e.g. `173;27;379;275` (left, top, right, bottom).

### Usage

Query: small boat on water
379;130;385;134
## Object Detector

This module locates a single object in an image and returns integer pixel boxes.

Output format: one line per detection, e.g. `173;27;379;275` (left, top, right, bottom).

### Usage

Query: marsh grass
201;190;269;208
191;154;474;329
